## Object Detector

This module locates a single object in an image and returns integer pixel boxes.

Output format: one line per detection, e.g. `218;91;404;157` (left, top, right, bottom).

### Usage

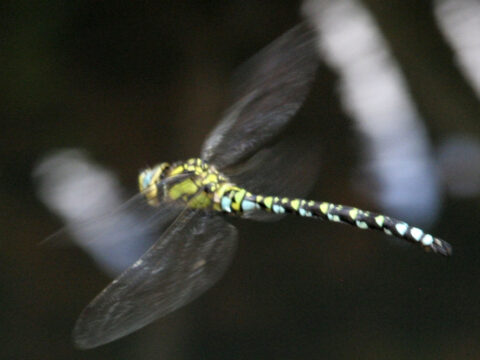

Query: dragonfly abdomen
221;188;452;256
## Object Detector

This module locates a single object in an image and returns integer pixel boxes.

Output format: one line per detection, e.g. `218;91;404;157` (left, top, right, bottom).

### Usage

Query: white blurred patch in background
433;0;480;198
34;149;154;277
304;0;442;225
434;0;480;98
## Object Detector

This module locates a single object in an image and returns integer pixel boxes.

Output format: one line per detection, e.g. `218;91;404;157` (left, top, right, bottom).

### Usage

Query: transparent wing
59;197;183;276
226;118;323;195
45;192;179;244
225;124;323;220
34;149;184;275
201;22;320;169
73;209;238;349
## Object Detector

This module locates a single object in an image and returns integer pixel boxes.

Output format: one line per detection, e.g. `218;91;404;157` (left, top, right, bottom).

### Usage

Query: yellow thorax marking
168;178;199;200
188;192;212;208
170;166;185;176
203;173;218;185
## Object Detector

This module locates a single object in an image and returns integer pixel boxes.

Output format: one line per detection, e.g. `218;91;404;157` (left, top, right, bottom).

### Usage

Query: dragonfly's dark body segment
71;23;452;349
140;158;451;256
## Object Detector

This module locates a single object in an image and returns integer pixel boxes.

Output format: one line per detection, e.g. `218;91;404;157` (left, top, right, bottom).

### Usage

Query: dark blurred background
2;0;480;359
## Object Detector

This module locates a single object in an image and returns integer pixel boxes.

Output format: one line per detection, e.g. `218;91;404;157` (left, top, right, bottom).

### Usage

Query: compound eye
141;172;149;188
137;171;150;192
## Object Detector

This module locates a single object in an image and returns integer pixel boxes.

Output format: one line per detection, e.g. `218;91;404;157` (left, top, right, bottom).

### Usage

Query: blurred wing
63;197;183;276
34;148;183;276
226;127;323;220
73;210;238;349
201;22;319;169
224;115;324;197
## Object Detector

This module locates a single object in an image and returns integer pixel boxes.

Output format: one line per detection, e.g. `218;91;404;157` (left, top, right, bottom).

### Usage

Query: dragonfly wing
230;136;322;220
34;149;185;275
73;210;238;349
201;22;319;169
225;122;323;197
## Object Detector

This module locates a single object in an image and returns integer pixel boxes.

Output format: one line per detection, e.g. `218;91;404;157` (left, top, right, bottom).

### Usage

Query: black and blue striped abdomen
218;188;451;256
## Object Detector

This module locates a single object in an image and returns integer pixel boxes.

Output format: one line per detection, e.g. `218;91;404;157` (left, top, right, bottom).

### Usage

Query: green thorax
138;158;242;210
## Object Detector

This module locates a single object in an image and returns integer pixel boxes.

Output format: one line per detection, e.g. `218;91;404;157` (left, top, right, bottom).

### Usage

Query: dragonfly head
138;162;170;206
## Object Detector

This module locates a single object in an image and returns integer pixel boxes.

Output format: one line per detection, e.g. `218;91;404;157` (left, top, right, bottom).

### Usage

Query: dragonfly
71;23;452;349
